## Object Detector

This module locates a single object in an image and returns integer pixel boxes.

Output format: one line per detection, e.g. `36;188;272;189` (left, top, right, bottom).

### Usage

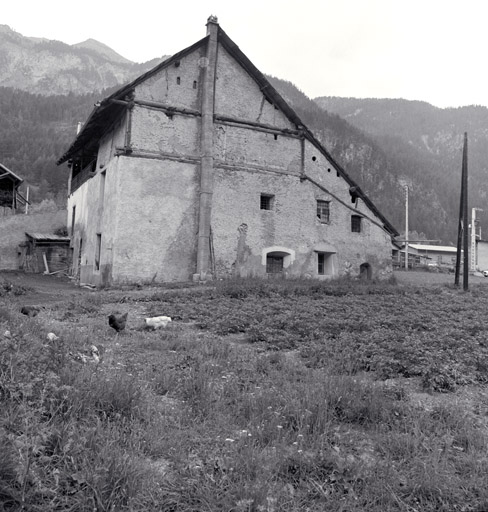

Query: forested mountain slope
315;96;488;242
0;87;117;203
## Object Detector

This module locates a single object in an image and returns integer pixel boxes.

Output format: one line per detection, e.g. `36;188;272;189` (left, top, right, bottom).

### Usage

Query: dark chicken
21;306;40;317
108;312;128;333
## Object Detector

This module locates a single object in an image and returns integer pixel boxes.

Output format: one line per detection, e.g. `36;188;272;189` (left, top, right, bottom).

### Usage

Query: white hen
145;316;172;329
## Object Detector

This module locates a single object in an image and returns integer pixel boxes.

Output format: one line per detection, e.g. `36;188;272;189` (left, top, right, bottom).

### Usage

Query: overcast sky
3;0;488;108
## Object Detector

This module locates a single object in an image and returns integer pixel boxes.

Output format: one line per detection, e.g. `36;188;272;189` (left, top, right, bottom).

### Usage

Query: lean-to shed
20;233;71;274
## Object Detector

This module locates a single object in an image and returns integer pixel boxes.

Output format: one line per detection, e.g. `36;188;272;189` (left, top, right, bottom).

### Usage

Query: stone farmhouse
57;16;398;286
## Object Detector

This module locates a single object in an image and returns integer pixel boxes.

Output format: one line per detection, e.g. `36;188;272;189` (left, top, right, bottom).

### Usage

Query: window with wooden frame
316;251;335;276
316;200;330;223
318;253;326;275
260;194;274;211
351;215;362;233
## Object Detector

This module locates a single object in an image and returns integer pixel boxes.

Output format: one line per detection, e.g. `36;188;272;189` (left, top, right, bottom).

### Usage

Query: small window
95;233;102;271
266;255;284;274
100;171;106;205
176;77;181;85
71;206;76;236
317;252;335;276
317;200;330;223
193;80;197;89
318;253;325;275
260;194;274;210
351;215;362;233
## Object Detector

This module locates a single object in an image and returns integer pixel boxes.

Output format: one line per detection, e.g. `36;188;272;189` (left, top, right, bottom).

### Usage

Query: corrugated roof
408;244;457;253
0;163;23;184
26;232;70;242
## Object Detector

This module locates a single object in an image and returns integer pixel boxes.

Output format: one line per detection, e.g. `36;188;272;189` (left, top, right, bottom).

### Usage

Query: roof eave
57;36;209;165
0;163;24;184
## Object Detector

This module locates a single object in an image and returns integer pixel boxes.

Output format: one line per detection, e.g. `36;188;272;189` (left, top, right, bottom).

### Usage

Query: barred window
260;194;274;210
266;255;284;274
351;215;362;233
317;200;330;223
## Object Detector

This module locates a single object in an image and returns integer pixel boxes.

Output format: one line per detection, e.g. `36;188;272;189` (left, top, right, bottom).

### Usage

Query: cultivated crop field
1;272;488;511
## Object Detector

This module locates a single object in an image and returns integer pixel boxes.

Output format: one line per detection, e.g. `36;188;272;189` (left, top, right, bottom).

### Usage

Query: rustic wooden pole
454;135;466;286
462;132;469;290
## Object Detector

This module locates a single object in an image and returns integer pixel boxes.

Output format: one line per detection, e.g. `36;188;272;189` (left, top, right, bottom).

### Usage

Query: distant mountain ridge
0;25;164;95
72;39;132;64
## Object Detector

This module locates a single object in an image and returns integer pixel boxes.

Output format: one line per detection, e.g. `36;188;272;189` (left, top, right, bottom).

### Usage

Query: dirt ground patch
0;270;89;305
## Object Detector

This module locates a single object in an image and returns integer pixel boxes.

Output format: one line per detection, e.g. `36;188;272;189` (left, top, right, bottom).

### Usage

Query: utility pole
404;185;409;270
462;133;469;291
455;133;469;289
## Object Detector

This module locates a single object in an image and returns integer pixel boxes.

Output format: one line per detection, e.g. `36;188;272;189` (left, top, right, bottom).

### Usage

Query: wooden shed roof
0;163;23;185
26;233;70;243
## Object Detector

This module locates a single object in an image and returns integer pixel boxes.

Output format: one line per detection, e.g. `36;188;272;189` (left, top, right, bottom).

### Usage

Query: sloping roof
26;233;70;243
56;21;398;237
0;163;23;184
407;244;457;253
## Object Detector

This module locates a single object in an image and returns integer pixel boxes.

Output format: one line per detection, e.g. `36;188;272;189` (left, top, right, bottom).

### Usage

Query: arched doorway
359;262;372;280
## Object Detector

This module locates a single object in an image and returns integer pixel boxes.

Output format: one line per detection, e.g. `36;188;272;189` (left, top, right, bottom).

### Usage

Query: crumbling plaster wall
111;157;199;283
211;165;392;279
131;107;200;158
215;125;301;174
210;47;393;279
67;122;125;285
135;46;206;110
215;45;293;129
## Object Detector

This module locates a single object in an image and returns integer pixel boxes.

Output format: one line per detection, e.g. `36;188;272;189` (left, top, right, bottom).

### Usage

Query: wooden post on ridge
454;132;469;289
462;133;469;291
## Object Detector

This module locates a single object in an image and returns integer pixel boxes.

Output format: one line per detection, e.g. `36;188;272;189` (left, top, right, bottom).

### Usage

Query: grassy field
1;272;488;511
